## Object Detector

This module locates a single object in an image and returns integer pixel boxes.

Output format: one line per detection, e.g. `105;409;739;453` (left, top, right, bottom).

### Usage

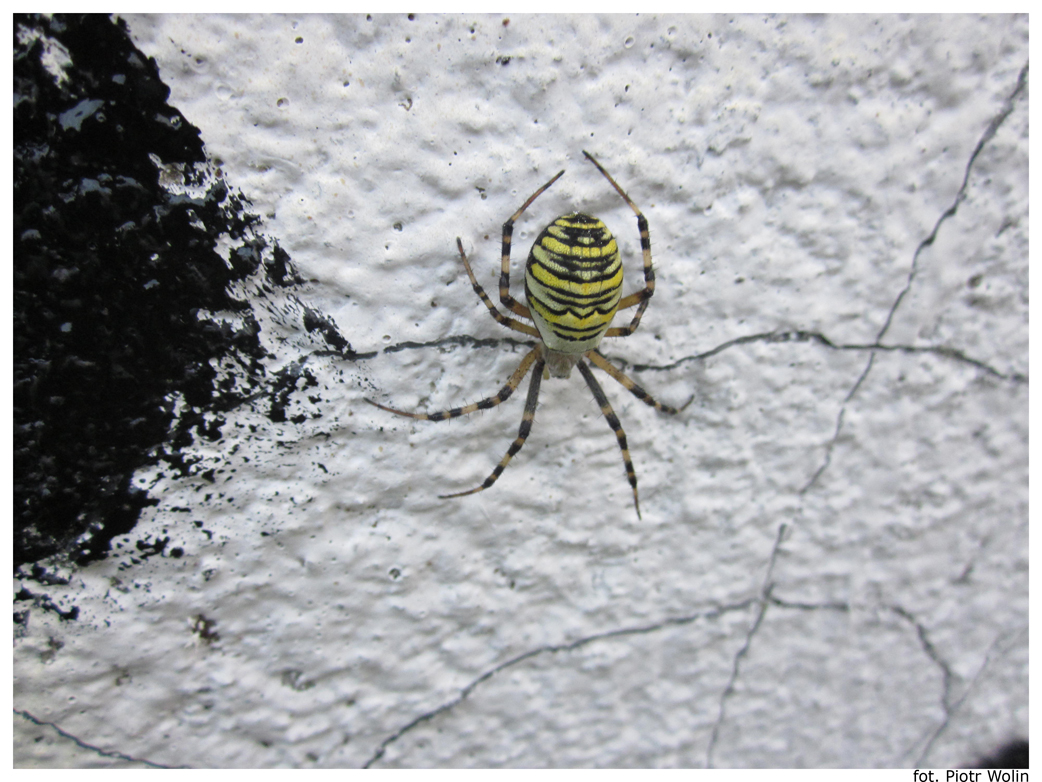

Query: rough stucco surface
14;14;1027;768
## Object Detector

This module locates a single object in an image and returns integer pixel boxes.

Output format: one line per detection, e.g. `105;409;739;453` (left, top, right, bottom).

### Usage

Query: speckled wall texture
14;14;1028;768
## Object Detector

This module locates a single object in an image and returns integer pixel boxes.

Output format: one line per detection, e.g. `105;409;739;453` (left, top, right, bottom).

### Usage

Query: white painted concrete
15;13;1028;768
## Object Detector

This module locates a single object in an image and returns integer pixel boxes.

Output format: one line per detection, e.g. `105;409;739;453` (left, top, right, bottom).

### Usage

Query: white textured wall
15;14;1028;768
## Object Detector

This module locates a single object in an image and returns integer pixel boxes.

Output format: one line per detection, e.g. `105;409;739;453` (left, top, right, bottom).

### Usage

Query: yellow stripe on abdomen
524;213;623;353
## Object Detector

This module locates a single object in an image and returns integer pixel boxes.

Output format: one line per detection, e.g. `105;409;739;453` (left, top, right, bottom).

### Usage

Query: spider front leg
499;168;565;318
455;238;539;339
582;150;655;338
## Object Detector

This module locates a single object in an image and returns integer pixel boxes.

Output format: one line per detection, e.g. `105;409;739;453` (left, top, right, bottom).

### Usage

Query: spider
366;150;689;519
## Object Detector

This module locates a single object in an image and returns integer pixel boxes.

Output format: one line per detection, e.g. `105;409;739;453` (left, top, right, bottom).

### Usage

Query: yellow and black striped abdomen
524;213;623;354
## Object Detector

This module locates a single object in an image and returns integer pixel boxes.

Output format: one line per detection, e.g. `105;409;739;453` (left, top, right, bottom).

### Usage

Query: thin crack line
769;594;852;614
842;343;1025;383
705;522;789;768
384;334;536;355
888;602;987;766
354;329;1025;384
760;598;1026;768
878;61;1029;344
801;62;1028;494
910;625;1028;767
890;604;956;711
15;708;182;769
362;597;758;768
890;605;1025;766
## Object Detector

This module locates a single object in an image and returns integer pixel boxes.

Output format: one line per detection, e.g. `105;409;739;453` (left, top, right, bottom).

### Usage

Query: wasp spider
367;151;689;519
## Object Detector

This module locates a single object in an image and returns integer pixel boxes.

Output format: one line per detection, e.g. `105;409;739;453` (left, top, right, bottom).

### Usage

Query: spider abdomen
524;212;623;354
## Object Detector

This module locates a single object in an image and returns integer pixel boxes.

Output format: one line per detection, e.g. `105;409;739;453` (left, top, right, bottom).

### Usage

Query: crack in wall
14;708;181;769
886;603;959;764
908;626;1028;767
361;518;800;768
799;61;1029;494
878;62;1029;344
362;593;766;767
755;596;1026;768
704;522;789;768
358;327;1025;386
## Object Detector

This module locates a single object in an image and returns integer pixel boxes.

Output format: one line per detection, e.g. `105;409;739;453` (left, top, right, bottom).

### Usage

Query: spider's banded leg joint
586;350;688;416
508;169;566;224
500;171;564;319
581;151;656;332
577;359;642;520
439;357;546;500
366;345;542;423
582;150;644;219
456;237;538;338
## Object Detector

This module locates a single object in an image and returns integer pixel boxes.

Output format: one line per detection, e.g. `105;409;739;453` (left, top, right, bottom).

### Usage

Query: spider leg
587;350;694;414
576;358;642;520
582;150;655;336
365;345;541;421
440;357;546;499
500;169;566;317
456;238;540;338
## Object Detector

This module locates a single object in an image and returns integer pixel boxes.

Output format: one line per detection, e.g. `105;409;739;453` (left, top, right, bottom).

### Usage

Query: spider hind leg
440;357;545;499
576;358;642;520
364;346;541;421
587;350;693;415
